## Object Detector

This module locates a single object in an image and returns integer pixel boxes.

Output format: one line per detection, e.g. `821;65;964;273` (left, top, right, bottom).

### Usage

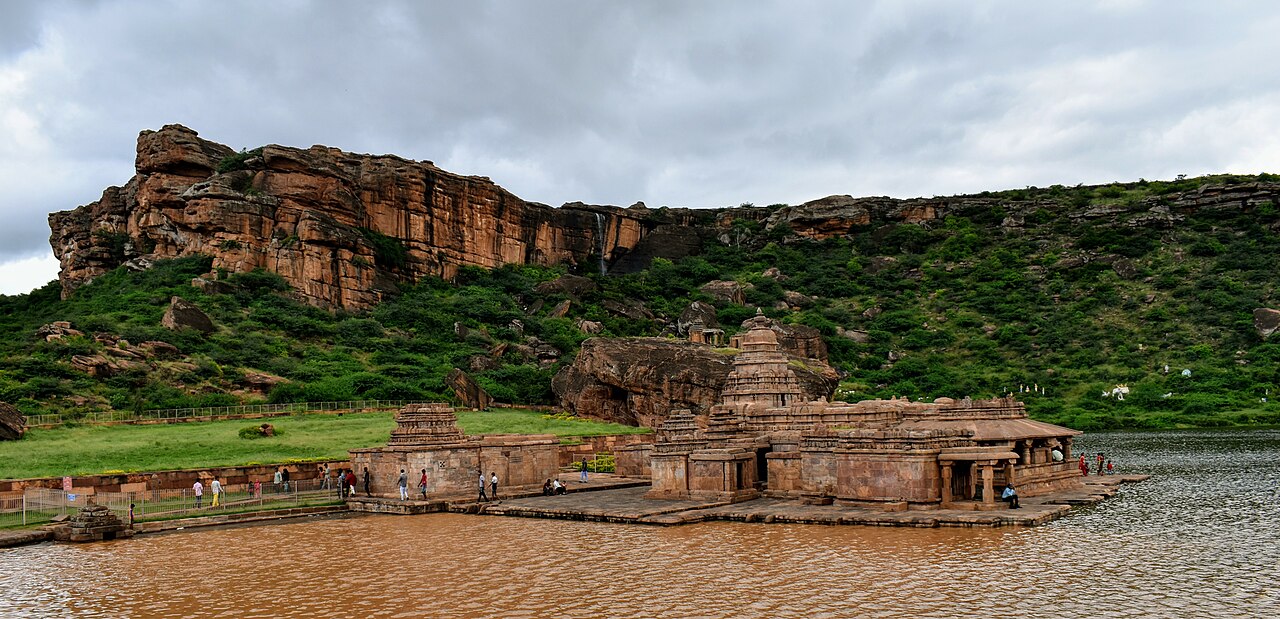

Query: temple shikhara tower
629;311;1083;510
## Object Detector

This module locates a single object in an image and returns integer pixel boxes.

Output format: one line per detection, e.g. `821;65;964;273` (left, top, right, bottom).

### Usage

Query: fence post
22;492;26;526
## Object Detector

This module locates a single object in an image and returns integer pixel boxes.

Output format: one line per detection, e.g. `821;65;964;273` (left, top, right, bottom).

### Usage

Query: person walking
363;467;372;497
478;471;488;502
419;468;429;500
273;468;283;493
1078;455;1089;476
1096;453;1105;476
346;469;357;498
580;458;589;483
210;476;222;508
321;463;330;490
397;469;409;500
193;479;204;508
490;472;499;500
281;467;290;492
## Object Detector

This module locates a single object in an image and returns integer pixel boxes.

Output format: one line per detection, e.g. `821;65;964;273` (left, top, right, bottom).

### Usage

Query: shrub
238;424;283;439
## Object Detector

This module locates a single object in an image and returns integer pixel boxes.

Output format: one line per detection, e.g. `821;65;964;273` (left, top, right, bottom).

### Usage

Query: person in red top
418;468;429;499
1078;455;1089;476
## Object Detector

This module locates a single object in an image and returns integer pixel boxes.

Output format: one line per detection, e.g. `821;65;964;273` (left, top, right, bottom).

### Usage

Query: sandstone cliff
50;125;704;308
552;337;838;427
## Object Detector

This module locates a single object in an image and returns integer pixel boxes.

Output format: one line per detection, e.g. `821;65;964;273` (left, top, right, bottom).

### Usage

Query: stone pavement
472;474;1152;528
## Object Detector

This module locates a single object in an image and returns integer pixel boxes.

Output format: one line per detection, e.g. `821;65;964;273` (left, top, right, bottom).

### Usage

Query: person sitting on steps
1001;483;1021;509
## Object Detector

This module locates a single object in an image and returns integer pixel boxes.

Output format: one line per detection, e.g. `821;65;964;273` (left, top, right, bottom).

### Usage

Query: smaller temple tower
719;310;805;409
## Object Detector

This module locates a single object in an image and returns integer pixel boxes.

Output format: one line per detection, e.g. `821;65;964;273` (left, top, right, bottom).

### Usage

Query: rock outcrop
161;296;214;333
50;125;703;309
552;337;838;427
1255;308;1280;339
676;301;719;336
36;321;85;342
0;402;24;441
446;368;493;410
700;280;748;305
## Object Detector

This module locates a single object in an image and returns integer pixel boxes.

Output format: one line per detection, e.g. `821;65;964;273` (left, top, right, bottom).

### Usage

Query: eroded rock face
552;337;837;427
1255;308;1280;339
50;125;702;309
0;402;24;441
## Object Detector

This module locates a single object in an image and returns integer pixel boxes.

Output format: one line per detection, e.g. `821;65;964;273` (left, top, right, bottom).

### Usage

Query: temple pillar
981;464;995;506
940;463;953;504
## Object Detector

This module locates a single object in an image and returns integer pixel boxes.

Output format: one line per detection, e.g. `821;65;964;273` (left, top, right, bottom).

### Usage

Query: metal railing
23;400;434;428
1;479;345;528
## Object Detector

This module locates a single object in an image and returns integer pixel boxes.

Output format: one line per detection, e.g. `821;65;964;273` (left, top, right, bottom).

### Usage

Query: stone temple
350;403;559;498
620;311;1084;510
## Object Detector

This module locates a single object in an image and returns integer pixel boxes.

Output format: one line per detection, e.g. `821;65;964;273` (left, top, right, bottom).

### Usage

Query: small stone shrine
62;504;134;542
634;310;1084;510
350;403;558;498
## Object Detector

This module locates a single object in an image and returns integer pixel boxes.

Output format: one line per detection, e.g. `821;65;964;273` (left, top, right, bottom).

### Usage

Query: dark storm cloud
2;0;1280;287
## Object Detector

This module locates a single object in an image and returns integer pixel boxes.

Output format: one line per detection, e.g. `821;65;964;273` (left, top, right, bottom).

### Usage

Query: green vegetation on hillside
1;173;1279;431
0;410;650;479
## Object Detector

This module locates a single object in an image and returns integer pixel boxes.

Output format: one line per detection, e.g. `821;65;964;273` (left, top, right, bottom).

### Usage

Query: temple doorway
755;447;770;489
951;463;973;500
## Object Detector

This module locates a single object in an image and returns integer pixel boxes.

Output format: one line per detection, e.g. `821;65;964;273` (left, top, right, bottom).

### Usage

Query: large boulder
1255;308;1280;339
676;301;719;336
774;323;828;362
446;368;493;410
700;280;748;305
162;296;214;333
534;274;597;299
552;337;837;427
0;402;24;441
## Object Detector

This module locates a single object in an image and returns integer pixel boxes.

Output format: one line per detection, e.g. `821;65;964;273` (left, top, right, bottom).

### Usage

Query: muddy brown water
3;429;1278;618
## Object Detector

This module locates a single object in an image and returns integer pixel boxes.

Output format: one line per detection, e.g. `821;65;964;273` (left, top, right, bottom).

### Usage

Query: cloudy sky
2;1;1279;295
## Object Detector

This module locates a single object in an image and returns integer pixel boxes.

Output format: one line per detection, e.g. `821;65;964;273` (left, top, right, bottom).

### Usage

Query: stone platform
0;528;52;548
474;474;1151;528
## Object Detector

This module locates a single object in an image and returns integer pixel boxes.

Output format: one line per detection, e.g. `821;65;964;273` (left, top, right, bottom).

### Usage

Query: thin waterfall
594;213;607;275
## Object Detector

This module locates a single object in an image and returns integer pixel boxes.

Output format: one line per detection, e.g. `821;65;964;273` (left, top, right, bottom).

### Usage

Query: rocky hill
55;126;1280;311
5;126;1279;432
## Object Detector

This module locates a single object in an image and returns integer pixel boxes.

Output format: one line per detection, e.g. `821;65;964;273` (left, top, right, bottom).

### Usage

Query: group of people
335;467;365;499
477;471;499;502
364;458;597;502
542;478;567;496
192;476;224;508
1078;452;1116;476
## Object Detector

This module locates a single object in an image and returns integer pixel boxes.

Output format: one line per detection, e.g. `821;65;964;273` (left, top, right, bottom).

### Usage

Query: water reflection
3;429;1278;618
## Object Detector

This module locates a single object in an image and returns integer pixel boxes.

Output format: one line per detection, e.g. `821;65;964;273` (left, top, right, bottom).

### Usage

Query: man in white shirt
193;480;204;508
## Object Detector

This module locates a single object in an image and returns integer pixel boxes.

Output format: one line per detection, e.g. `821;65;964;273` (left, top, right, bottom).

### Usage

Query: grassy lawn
0;409;649;480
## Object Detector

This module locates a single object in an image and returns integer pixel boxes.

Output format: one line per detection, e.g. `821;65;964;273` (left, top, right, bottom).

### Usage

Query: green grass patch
0;409;647;479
